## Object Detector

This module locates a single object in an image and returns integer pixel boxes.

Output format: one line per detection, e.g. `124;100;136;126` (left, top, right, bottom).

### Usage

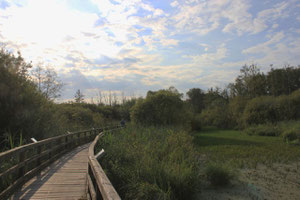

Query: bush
205;163;234;187
290;89;300;119
130;89;190;126
228;96;249;129
200;106;231;129
242;96;277;126
55;103;105;131
190;114;202;131
244;124;281;136
97;126;199;200
242;90;300;127
282;129;300;143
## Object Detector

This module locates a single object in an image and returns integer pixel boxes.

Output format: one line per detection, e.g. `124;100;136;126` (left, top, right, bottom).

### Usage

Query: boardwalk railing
87;127;122;200
0;125;121;200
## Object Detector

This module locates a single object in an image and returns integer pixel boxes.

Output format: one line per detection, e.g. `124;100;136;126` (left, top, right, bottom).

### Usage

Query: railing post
65;135;69;150
37;145;42;167
84;131;87;144
77;133;81;146
49;141;52;159
18;151;25;179
56;138;60;156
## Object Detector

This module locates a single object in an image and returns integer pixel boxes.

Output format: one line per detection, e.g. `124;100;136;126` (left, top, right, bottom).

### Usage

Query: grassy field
194;127;300;168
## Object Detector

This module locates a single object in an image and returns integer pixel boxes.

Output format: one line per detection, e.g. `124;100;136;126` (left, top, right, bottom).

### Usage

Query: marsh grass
205;162;235;187
97;125;200;200
194;127;300;168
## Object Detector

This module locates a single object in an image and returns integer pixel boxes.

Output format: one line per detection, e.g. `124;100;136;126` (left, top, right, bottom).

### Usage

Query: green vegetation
2;46;300;199
97;126;199;200
194;128;300;168
0;49;133;152
204;163;234;187
244;124;281;136
282;129;300;144
131;87;190;127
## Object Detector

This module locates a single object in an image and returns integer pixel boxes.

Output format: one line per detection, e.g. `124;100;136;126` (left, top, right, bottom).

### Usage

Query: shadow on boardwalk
13;144;89;200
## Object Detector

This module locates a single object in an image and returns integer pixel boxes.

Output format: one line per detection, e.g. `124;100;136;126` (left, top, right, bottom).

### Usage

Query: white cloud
171;0;292;36
1;0;299;100
242;32;285;54
242;31;300;68
160;38;178;46
171;1;179;7
272;24;279;29
184;44;227;65
0;0;122;68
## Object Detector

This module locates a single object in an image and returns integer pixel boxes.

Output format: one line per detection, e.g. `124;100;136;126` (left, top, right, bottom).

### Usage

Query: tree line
0;49;134;151
129;64;300;130
1;47;300;151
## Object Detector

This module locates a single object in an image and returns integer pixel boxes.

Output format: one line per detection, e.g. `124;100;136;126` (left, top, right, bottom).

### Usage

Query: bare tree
108;90;112;106
121;91;126;104
96;90;103;105
74;89;84;103
112;91;118;106
31;64;63;100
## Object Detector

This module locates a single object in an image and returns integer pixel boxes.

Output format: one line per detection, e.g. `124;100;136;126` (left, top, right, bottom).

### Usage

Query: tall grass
97;125;200;200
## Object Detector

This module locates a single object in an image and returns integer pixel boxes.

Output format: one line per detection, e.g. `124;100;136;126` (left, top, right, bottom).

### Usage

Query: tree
186;88;205;113
74;89;84;103
267;65;300;96
228;64;267;98
31;65;64;100
131;88;189;126
0;49;58;150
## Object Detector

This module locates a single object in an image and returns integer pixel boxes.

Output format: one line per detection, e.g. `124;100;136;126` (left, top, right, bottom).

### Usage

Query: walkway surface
13;144;89;200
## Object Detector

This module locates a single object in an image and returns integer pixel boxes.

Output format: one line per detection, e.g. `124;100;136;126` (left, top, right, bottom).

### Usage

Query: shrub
228;96;249;129
200;106;231;129
55;103;105;131
282;129;300;143
130;89;190;126
242;90;300;127
290;89;300;119
244;124;281;136
97;126;199;200
190;114;202;131
205;163;234;187
242;96;277;126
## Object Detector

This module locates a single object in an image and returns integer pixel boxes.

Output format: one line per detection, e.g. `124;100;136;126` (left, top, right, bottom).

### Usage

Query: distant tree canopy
228;64;267;98
186;88;205;113
228;64;300;98
267;66;300;96
186;64;300;129
131;87;189;126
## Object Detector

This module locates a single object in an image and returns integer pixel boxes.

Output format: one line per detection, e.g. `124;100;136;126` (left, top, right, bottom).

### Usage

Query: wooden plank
12;144;90;200
0;141;73;181
0;147;69;200
88;132;121;200
87;175;97;200
1;126;118;200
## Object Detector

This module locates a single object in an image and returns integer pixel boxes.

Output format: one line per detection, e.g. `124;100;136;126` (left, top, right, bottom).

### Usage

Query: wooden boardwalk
12;144;89;200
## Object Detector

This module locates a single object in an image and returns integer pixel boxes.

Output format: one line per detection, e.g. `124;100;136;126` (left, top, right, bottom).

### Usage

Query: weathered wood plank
1;126;118;200
87;175;97;200
12;144;89;200
87;131;121;200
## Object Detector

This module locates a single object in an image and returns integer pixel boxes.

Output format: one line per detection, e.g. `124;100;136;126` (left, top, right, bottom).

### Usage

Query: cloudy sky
1;0;300;101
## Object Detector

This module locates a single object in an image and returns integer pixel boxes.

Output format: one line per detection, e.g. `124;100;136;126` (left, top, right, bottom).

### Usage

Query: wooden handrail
87;126;122;200
0;126;119;200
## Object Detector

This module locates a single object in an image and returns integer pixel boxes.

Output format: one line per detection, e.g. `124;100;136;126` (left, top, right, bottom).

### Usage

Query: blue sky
1;0;300;101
